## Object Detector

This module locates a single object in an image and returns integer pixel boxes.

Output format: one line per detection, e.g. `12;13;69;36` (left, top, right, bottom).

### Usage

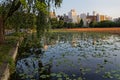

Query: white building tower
68;9;78;23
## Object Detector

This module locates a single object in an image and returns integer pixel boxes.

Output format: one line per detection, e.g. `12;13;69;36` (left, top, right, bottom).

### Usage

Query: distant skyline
54;0;120;18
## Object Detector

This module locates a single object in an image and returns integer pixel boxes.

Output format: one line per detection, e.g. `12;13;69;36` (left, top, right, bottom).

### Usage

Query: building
55;10;112;27
97;14;112;22
49;10;56;18
105;16;112;21
62;14;72;23
86;11;97;22
86;11;112;24
68;9;78;23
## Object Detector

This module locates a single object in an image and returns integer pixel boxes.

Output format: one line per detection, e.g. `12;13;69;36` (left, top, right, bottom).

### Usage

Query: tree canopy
0;0;63;43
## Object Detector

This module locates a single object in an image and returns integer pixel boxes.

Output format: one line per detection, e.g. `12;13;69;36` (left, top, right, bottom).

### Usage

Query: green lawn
0;33;20;66
0;44;12;66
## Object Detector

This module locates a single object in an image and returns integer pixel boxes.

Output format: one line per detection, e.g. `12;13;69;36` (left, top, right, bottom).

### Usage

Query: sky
54;0;120;18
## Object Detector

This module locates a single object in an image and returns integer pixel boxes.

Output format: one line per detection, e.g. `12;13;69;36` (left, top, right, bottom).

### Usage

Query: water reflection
43;45;48;51
15;56;51;80
16;32;120;80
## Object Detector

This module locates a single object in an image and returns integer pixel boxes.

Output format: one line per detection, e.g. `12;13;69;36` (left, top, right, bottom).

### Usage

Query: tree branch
5;0;21;21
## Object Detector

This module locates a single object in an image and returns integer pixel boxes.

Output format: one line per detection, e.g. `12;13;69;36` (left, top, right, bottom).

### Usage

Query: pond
15;32;120;80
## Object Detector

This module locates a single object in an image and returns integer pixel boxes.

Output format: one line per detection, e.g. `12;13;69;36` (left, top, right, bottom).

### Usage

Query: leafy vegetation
0;0;63;44
17;33;43;59
5;12;36;32
89;20;116;28
50;18;120;29
0;34;19;66
77;19;84;27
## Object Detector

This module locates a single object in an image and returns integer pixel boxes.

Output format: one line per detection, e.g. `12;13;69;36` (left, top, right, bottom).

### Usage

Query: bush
89;20;116;28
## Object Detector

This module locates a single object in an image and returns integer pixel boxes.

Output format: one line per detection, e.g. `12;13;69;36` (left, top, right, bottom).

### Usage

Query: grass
0;32;21;66
0;44;11;66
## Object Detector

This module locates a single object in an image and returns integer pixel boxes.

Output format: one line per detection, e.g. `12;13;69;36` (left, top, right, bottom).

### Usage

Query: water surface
16;32;120;80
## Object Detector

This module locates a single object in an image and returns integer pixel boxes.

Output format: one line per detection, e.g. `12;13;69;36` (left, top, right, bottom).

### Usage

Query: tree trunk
0;16;5;44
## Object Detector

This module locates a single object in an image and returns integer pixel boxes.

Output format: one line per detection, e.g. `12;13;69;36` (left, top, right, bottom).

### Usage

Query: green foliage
36;11;48;37
0;6;3;15
0;35;18;66
89;21;97;27
67;22;76;28
78;19;84;27
50;18;64;29
103;72;113;78
50;18;59;29
5;12;36;31
36;0;47;14
0;44;11;66
54;0;63;7
8;57;16;74
8;32;24;38
20;0;27;8
20;0;26;5
0;0;63;43
35;0;63;36
18;34;43;59
114;18;120;27
89;20;116;28
58;20;64;28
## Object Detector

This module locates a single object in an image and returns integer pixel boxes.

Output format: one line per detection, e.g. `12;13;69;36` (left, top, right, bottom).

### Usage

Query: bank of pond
10;32;120;80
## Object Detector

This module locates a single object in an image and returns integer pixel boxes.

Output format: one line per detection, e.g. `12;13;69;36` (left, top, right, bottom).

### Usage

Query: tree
0;0;21;44
0;0;63;44
78;19;83;27
89;21;97;28
50;18;58;29
114;18;120;27
57;20;64;28
94;20;115;28
63;22;68;28
67;23;75;28
5;12;36;32
36;0;63;37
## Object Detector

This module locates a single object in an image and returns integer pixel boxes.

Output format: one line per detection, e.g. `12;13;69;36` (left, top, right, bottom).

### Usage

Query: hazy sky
54;0;120;18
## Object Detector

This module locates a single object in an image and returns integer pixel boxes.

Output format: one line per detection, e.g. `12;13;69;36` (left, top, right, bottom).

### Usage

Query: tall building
63;14;72;23
68;9;78;23
97;14;112;22
97;15;105;22
86;11;98;23
86;11;112;23
105;16;112;21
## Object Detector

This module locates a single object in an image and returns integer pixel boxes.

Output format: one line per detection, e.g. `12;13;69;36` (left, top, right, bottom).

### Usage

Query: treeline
89;20;120;28
50;18;84;29
50;18;120;29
